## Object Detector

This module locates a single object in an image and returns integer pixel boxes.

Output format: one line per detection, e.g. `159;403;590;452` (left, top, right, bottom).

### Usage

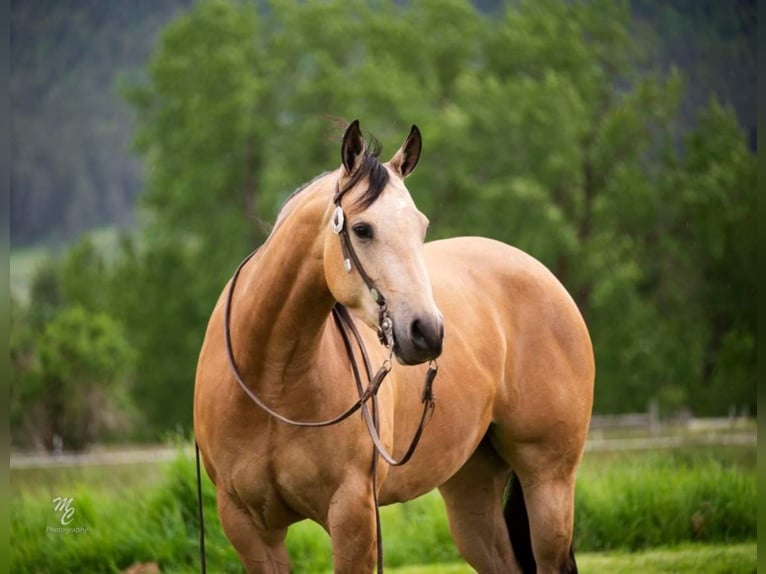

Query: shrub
574;452;757;551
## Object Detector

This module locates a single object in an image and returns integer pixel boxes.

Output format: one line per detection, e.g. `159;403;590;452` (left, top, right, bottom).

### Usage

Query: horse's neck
231;178;337;384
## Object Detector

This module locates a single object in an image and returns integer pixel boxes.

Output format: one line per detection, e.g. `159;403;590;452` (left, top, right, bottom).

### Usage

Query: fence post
648;400;659;436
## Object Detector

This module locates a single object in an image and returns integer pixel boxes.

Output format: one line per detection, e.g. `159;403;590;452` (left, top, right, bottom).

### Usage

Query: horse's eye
352;223;374;240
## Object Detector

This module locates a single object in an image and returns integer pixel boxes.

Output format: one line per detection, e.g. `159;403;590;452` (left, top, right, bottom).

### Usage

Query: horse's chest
228;434;337;529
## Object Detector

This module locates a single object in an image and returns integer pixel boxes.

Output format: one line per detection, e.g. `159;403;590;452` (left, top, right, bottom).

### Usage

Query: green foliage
25;258;64;332
57;239;111;313
11;237;138;451
11;1;755;249
106;238;215;435
598;100;757;416
113;0;271;433
124;0;262;247
37;307;131;388
13;306;135;452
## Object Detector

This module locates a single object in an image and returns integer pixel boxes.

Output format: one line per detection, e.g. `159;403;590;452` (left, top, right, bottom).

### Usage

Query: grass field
10;439;756;573
382;542;757;574
156;542;759;573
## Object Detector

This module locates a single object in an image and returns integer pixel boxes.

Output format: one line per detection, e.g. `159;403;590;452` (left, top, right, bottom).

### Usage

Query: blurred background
10;0;755;451
9;1;756;572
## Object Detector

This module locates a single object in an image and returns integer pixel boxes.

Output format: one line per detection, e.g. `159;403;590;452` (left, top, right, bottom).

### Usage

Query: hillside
10;0;191;245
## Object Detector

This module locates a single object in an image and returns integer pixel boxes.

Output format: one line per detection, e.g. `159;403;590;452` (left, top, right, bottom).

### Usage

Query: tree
13;306;135;451
415;0;689;413
649;101;756;415
11;238;139;450
118;0;266;432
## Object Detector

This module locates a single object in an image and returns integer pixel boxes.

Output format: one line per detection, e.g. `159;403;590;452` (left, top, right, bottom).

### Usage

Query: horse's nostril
409;317;443;356
411;319;427;348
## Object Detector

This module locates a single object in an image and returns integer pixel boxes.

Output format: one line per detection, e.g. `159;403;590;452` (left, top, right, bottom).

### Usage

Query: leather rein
197;179;438;573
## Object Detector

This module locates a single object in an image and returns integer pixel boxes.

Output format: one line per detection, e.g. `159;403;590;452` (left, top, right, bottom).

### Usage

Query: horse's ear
389;125;422;178
341;119;365;174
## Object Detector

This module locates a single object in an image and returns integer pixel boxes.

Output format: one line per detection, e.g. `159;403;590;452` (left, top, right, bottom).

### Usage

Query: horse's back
425;236;591;357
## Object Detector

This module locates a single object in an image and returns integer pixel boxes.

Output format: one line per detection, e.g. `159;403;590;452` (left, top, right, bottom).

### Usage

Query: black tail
505;472;536;573
503;472;578;574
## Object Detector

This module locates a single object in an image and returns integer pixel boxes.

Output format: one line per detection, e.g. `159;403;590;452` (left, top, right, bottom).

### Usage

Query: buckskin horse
194;120;594;573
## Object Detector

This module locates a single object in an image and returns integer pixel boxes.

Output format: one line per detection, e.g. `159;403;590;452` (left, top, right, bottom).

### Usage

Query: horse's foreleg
326;475;378;574
438;439;518;574
217;491;290;574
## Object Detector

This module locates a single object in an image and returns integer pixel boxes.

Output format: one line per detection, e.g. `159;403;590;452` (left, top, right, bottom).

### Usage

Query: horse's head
324;121;443;365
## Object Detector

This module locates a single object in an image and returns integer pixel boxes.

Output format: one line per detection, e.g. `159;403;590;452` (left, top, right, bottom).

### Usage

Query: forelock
339;137;390;210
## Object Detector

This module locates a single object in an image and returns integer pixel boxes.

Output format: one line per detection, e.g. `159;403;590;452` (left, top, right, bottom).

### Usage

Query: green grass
574;448;757;550
575;542;756;574
157;542;760;574
10;444;756;573
382;543;757;574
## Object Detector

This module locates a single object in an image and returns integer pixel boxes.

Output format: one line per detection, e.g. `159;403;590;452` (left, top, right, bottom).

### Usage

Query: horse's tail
504;472;536;573
504;472;579;573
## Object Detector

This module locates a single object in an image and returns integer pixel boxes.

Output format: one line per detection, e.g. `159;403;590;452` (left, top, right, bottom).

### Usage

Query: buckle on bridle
378;312;395;349
331;205;345;234
331;206;353;272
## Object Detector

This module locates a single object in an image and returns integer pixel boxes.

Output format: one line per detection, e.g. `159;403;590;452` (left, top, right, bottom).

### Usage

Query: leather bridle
330;181;393;347
196;177;439;573
328;180;439;467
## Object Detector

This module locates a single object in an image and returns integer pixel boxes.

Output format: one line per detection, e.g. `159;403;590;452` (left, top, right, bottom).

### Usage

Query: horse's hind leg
438;439;518;573
502;442;580;574
509;471;578;574
217;492;290;573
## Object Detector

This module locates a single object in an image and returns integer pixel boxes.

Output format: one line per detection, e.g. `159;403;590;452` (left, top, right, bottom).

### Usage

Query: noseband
200;178;439;573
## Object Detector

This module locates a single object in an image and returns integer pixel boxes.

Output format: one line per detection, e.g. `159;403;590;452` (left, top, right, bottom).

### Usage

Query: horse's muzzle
395;315;444;365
